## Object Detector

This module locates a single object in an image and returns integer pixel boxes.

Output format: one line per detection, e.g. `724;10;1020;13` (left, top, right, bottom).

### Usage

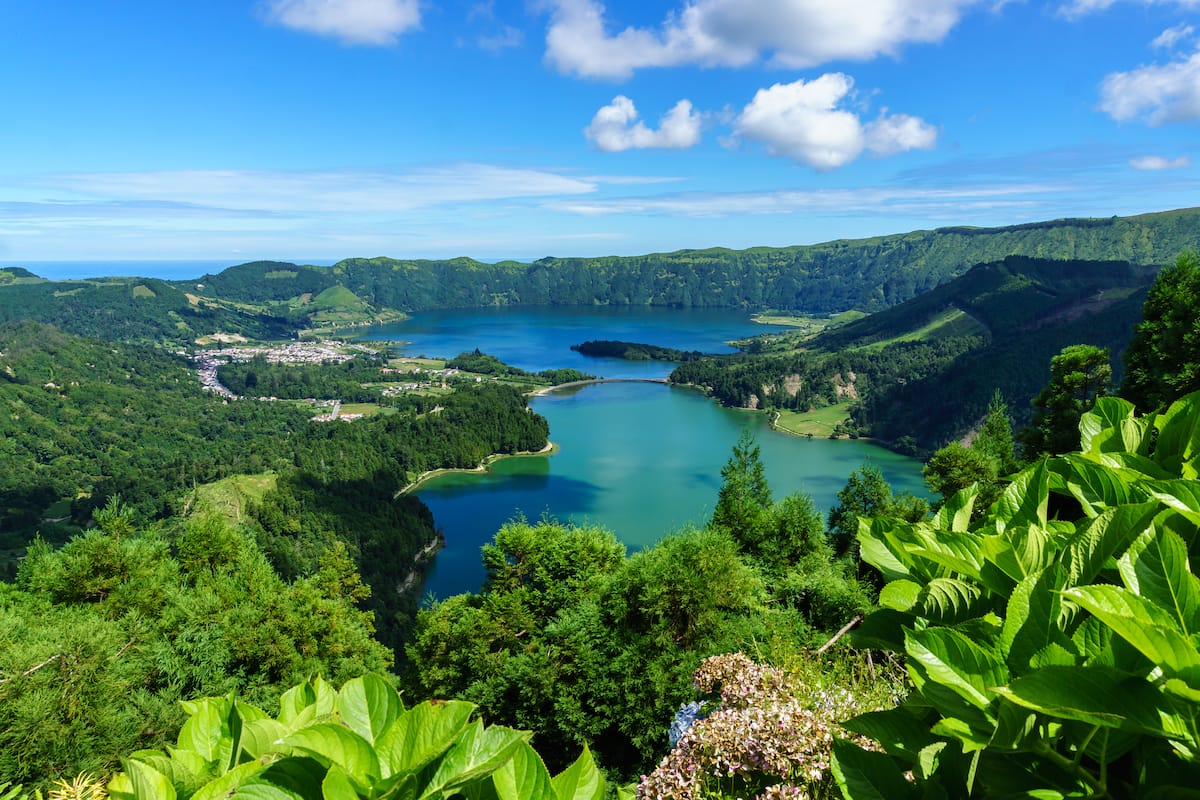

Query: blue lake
356;307;928;599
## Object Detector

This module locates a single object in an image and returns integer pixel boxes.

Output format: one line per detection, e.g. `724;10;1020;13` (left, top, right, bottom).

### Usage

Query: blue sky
2;0;1198;264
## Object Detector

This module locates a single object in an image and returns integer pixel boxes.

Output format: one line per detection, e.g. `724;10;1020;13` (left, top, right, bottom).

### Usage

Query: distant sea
4;260;334;282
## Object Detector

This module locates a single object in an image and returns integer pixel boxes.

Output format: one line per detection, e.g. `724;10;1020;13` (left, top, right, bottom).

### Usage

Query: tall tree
1019;344;1111;457
711;429;773;540
1121;249;1200;412
827;464;895;557
974;390;1019;476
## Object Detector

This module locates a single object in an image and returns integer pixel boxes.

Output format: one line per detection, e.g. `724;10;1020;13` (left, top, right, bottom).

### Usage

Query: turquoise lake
357;307;928;599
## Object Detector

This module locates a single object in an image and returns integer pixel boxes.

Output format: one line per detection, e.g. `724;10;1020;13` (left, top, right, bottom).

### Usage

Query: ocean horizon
3;260;337;282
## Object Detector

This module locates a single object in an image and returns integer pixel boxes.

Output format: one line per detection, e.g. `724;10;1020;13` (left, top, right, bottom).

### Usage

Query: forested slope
667;256;1157;449
0;322;549;652
193;208;1198;315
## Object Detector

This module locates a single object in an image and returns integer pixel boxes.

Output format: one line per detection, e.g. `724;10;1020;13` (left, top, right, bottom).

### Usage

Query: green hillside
0;277;295;344
191;207;1200;316
667;255;1156;449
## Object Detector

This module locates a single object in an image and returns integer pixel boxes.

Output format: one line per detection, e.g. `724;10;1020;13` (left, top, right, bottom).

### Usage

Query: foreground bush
834;391;1200;797
102;673;605;799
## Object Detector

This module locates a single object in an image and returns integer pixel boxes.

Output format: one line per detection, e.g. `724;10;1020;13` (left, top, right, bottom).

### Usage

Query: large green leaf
121;758;178;800
997;666;1178;736
420;720;530;799
830;739;916;800
1064;585;1200;682
236;753;331;796
908;529;985;582
178;695;236;766
1120;528;1200;635
1153;392;1200;474
858;517;916;582
551;744;605;800
488;741;555;800
933;485;977;532
375;699;475;779
840;709;938;762
1056;457;1148;517
250;756;329;800
1149;480;1200;526
278;682;317;727
1001;566;1067;674
190;761;271;800
279;724;380;790
992;461;1049;533
980;525;1055;585
337;674;402;746
878;579;922;613
1062;502;1158;587
916;577;988;626
906;627;1008;711
240;718;291;761
321;766;360;800
125;749;204;798
1079;396;1142;454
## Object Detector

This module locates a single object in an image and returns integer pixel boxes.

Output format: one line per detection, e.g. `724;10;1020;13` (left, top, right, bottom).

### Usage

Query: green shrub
834;391;1200;797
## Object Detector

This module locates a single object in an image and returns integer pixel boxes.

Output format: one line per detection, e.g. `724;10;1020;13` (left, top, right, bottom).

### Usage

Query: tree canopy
1121;248;1200;412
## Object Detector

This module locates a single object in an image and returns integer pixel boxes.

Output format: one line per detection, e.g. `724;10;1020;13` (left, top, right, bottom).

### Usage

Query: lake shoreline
526;376;669;397
397;440;558;496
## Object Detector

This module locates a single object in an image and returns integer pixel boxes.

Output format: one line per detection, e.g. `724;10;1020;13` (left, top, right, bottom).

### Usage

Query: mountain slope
666;255;1157;449
192;207;1199;316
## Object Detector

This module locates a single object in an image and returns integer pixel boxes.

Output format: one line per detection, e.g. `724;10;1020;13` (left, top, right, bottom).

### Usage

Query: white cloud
1130;154;1192;169
1153;23;1195;49
732;75;936;169
1061;0;1200;19
264;0;421;46
543;0;977;79
32;165;598;213
547;183;1057;218
585;96;703;152
864;112;940;156
1099;50;1200;123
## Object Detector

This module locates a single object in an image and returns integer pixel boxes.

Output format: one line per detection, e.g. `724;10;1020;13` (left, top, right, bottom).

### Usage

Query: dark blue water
357;306;789;379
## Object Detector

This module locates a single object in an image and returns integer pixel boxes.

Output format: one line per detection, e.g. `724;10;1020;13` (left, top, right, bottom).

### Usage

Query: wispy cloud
25;165;598;213
1130;154;1192;169
263;0;421;45
1153;23;1195;49
585;96;703;152
542;0;979;80
1059;0;1200;20
547;183;1061;218
478;25;525;51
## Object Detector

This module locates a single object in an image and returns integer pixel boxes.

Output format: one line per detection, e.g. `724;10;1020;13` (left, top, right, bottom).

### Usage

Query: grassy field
388;357;446;371
852;308;987;352
338;402;390;417
188;472;278;521
773;402;854;438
